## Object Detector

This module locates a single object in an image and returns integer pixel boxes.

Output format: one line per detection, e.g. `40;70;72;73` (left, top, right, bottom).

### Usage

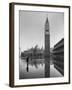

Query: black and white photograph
19;11;64;79
9;3;70;87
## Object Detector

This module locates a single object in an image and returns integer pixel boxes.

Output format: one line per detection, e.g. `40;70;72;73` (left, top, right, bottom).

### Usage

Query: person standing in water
26;56;29;72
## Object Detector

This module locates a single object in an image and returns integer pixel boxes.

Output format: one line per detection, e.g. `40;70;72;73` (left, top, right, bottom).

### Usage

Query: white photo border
13;3;70;86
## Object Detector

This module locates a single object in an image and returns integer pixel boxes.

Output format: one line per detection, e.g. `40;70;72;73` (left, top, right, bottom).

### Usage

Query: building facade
52;38;64;75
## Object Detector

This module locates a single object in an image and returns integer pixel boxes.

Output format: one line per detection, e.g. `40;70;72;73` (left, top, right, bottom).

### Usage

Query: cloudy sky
19;10;64;51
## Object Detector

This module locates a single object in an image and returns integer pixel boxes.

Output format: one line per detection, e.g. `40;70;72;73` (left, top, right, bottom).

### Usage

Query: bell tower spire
45;14;50;34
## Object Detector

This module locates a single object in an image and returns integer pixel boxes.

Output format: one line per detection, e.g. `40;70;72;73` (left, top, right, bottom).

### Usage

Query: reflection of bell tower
45;15;50;77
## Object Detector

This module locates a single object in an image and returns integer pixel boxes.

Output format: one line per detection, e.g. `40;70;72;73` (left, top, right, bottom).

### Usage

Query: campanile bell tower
45;16;50;77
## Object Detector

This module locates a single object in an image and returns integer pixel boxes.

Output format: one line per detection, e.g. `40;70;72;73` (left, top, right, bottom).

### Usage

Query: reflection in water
19;58;45;79
19;56;63;79
45;57;50;77
26;65;29;72
26;57;29;72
